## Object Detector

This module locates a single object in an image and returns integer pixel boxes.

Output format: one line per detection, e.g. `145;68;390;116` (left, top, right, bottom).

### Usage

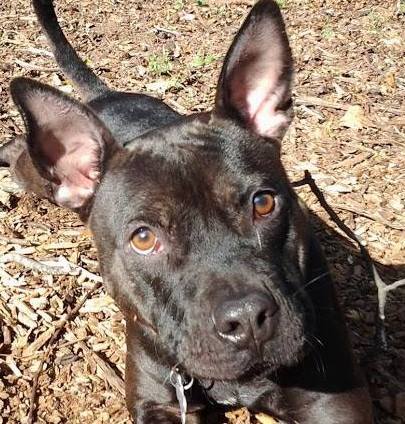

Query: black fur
2;0;373;422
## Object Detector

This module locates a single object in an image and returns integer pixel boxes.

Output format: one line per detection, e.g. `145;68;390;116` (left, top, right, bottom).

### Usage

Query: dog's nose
212;292;278;349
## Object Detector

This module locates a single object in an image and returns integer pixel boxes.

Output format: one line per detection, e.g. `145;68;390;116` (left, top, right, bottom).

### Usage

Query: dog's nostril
224;321;240;334
256;310;268;328
213;292;278;349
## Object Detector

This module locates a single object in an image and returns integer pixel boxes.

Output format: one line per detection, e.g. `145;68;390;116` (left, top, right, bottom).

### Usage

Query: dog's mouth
179;341;306;382
180;349;254;381
151;273;311;382
176;315;307;382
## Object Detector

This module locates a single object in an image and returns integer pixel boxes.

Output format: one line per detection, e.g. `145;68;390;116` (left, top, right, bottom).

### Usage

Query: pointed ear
215;0;293;140
10;77;117;210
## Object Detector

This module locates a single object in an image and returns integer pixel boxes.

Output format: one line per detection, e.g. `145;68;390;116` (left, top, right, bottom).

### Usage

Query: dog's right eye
130;227;160;255
253;191;275;218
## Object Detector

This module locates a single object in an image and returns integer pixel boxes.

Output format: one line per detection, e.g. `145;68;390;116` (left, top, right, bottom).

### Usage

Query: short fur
1;0;373;422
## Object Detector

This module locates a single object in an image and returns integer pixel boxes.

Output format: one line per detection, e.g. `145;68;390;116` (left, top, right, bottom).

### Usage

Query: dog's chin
181;351;253;381
179;341;306;381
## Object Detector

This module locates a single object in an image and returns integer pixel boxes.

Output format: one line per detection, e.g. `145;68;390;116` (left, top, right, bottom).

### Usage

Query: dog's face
91;119;313;380
10;0;315;380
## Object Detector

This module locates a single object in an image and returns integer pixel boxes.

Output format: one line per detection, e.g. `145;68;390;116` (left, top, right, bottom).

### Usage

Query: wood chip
5;356;22;378
80;296;115;314
23;327;55;357
14;300;38;322
255;413;279;424
75;337;125;396
17;312;37;329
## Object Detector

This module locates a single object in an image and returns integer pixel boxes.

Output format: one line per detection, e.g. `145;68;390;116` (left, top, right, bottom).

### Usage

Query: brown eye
253;192;275;217
131;227;158;255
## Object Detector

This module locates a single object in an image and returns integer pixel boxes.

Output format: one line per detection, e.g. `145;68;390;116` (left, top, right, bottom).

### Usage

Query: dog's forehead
122;117;280;183
120;137;240;211
95;118;284;231
119;119;279;196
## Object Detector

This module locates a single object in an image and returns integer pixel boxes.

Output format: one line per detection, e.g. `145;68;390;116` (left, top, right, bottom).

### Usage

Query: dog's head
10;0;317;380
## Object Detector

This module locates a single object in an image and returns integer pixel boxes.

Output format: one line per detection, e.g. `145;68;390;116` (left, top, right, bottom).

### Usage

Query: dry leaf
324;183;352;194
255;413;278;424
80;295;115;314
145;79;177;94
340;105;366;129
384;72;397;89
0;189;11;207
225;408;251;423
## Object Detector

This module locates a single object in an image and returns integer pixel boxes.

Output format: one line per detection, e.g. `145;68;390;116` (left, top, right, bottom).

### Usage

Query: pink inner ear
215;0;293;140
246;83;291;138
12;80;110;210
230;69;291;139
39;130;101;209
54;146;100;209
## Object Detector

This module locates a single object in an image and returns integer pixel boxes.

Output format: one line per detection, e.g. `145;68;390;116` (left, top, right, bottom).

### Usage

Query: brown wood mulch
0;0;404;423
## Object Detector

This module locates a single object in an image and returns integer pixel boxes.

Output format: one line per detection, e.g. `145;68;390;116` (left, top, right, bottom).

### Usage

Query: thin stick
15;59;59;72
0;253;71;275
75;338;125;396
27;281;102;424
331;204;404;231
0;235;36;246
295;95;405;116
297;171;369;254
292;178;405;231
295;96;350;111
0;253;102;282
154;26;180;36
295;170;404;349
22;47;53;58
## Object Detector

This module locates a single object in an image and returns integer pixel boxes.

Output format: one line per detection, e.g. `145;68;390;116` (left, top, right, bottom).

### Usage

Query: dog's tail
32;0;109;100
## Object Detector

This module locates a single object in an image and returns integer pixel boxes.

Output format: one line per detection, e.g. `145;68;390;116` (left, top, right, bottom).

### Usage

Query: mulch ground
0;0;404;423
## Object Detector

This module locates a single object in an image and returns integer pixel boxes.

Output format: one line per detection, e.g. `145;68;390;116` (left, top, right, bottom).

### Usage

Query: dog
0;0;374;422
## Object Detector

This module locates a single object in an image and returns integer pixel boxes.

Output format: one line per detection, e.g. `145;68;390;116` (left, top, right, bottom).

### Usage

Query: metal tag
170;368;194;424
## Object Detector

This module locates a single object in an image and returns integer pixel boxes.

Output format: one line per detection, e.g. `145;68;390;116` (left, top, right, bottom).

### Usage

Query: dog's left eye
253;192;275;217
130;227;160;255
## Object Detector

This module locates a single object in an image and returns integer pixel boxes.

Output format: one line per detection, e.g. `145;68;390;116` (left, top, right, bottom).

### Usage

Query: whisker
310;334;324;348
305;334;326;378
292;271;330;299
255;227;262;250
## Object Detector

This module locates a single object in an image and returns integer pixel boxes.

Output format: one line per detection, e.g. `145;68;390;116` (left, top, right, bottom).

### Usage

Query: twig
372;265;405;320
294;95;405;116
0;253;102;282
15;59;59;73
75;337;125;396
165;99;189;114
154;26;180;36
295;171;369;252
294;170;405;350
41;241;89;250
0;253;71;275
0;235;33;246
0;235;37;246
22;47;53;58
331;204;405;231
27;281;102;424
292;177;405;231
295;96;350;111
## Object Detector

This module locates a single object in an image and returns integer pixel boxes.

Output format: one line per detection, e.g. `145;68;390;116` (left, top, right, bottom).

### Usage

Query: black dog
1;0;373;422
